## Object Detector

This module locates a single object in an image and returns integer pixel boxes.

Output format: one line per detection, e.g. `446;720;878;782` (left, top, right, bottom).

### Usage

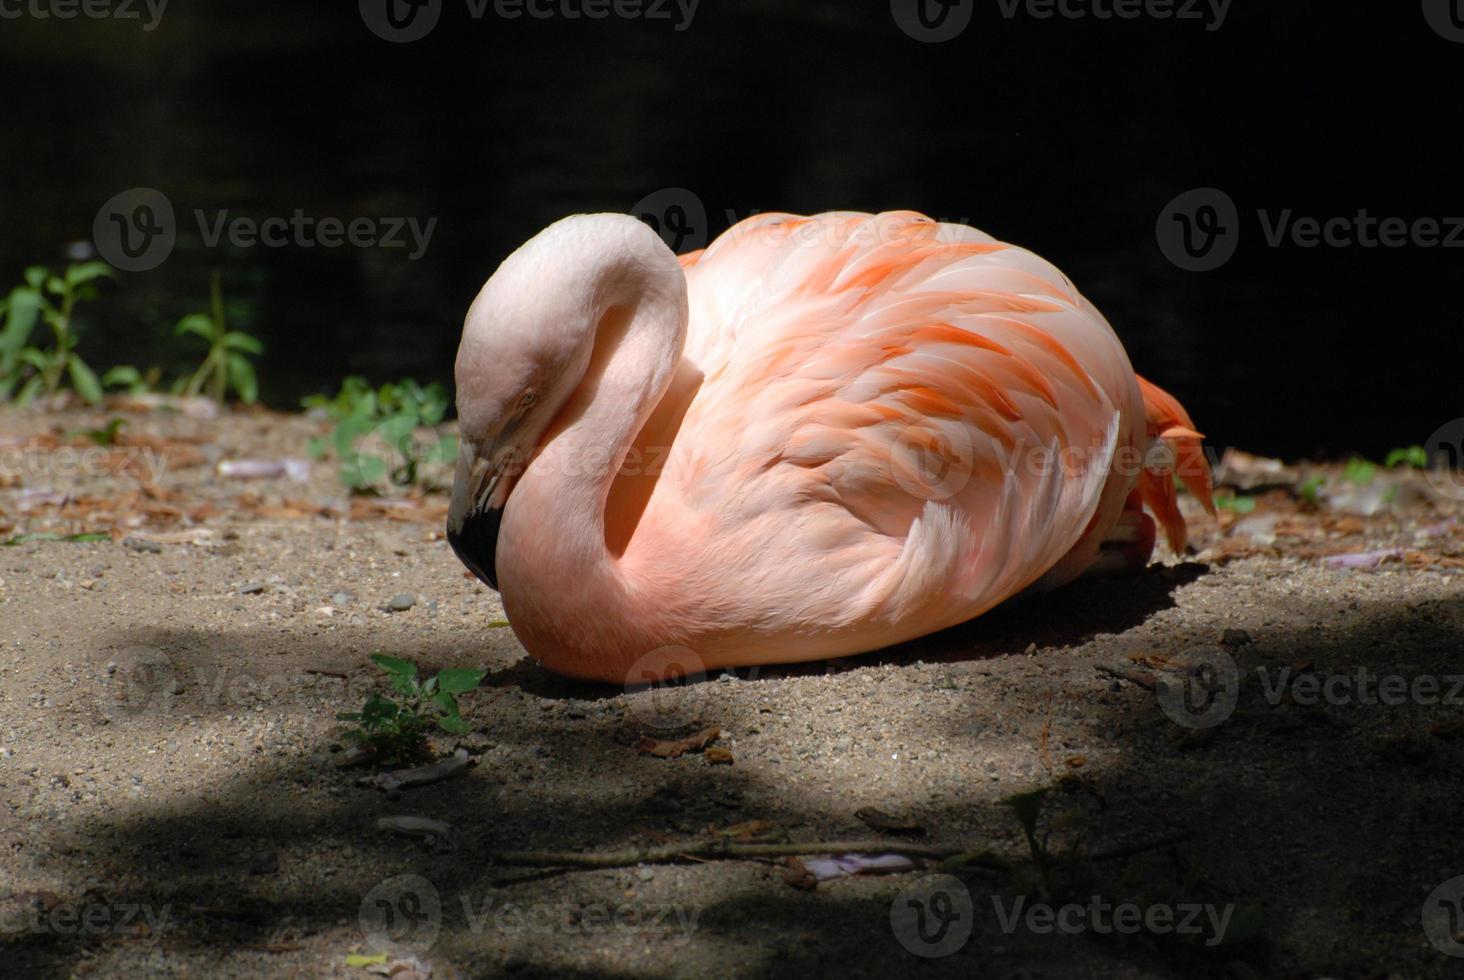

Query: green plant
1214;489;1258;514
1342;456;1377;486
68;417;127;446
175;270;263;403
304;376;457;492
0;263;112;404
336;654;485;765
1384;445;1428;469
1297;474;1324;506
101;364;161;395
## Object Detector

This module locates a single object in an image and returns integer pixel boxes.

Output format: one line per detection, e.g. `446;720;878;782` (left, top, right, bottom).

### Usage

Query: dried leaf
636;726;720;758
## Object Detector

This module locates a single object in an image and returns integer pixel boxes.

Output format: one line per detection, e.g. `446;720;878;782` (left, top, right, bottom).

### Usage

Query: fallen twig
486;829;1196;873
1096;664;1157;691
487;839;1003;870
357;748;471;794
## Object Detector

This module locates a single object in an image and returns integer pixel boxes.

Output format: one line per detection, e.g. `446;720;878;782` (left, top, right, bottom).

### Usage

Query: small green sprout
336;654;486;765
175;270;263;404
68;417;128;446
1384;446;1428;470
1214;490;1258;514
304;376;457;493
0;262;113;404
1342;457;1377;486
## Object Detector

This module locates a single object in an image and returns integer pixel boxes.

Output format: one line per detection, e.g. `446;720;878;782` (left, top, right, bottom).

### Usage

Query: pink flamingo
448;211;1214;683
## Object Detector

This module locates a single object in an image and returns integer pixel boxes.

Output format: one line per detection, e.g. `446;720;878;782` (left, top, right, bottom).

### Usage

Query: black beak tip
448;506;503;592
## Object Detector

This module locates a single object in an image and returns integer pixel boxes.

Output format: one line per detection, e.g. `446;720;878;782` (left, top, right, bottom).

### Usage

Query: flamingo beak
447;435;514;592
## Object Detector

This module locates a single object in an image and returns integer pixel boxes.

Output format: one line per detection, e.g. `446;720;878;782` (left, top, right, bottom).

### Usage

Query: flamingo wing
630;211;1150;654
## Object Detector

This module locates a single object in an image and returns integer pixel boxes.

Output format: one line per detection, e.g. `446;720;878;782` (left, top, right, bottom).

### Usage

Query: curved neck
499;222;689;650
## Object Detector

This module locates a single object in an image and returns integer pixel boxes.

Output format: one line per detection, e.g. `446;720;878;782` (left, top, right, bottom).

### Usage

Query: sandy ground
2;403;1464;979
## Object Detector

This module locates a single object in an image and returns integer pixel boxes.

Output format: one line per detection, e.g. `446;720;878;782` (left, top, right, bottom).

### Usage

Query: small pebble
386;594;417;612
332;592;354;607
123;537;162;554
238;582;266;595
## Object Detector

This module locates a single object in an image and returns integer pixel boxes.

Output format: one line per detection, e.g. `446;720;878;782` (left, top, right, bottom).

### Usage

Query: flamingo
447;210;1214;683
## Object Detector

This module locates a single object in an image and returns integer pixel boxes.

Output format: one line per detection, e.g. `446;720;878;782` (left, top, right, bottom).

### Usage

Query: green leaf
346;952;389;967
369;653;418;678
173;313;216;341
1343;457;1377;486
0;288;42;352
1002;788;1050;837
64;262;113;287
223;331;264;354
15;374;44;405
388;672;418;698
23;266;47;290
1384;446;1428;469
342;453;388;489
435;668;486;694
101;365;142;388
436;714;470;734
2;531;109;546
306;435;330;459
67;354;103;403
360;694;400;727
226;352;258;403
335;712;362;722
45;276;66;297
19;347;49;371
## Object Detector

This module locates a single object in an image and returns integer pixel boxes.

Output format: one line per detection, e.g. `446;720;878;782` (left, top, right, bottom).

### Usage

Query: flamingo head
446;223;601;590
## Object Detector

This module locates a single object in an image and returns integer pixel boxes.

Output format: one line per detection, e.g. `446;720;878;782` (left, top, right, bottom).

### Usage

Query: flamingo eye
517;389;537;411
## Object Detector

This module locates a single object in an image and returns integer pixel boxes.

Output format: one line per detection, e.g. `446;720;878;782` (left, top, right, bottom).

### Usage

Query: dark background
1;1;1457;459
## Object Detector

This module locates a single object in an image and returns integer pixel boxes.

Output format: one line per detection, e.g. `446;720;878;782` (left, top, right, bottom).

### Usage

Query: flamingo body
448;211;1212;682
